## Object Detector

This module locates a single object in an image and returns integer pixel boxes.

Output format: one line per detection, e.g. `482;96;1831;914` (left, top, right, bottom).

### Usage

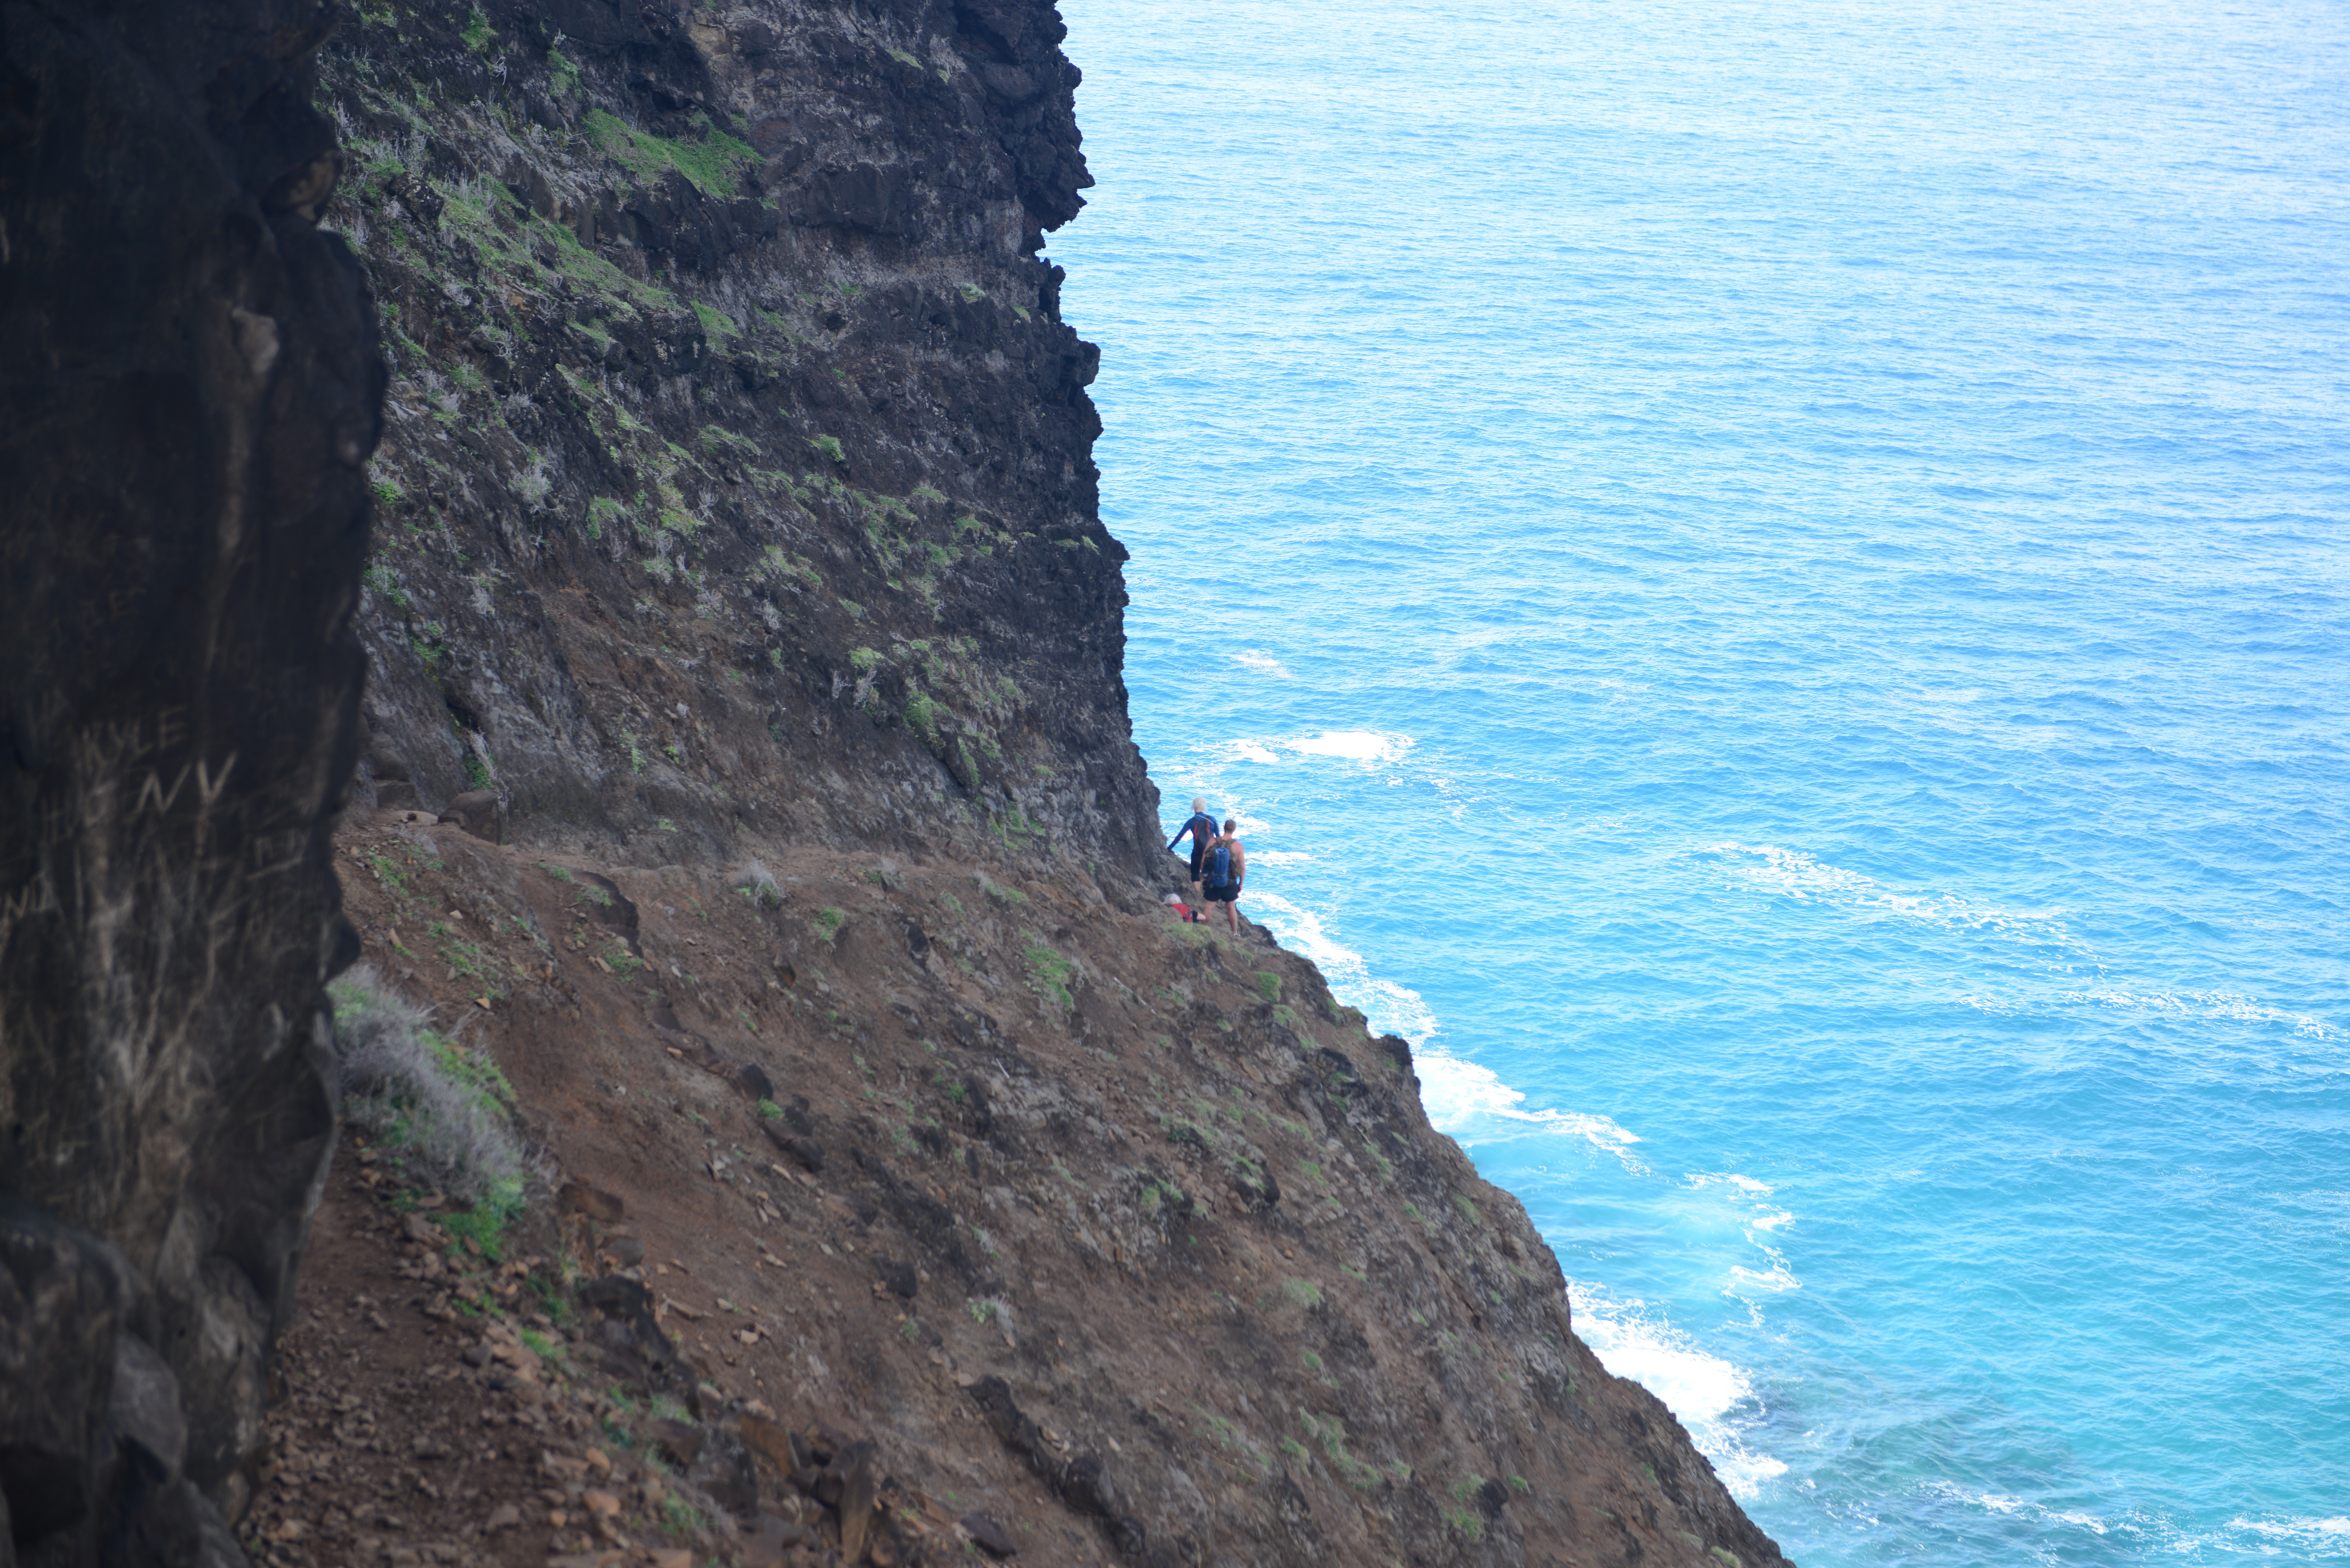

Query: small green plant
809;433;845;464
736;863;782;908
330;969;522;1206
1255;971;1282;1004
1281;1277;1323;1310
459;7;494;50
1023;938;1075;1011
811;907;846;944
548;44;581;94
658;1495;706;1536
899;1319;922;1344
1445;1477;1490;1541
437;1180;525;1263
966;1298;996;1326
758;1098;784;1121
361;561;407;610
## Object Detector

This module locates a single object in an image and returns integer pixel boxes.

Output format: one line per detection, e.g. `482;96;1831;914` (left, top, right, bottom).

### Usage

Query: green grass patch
692;301;738;340
582;108;756;199
1023;938;1075;1011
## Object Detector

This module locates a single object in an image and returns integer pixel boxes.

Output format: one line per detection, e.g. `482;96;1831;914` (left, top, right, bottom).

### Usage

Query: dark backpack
1203;842;1232;891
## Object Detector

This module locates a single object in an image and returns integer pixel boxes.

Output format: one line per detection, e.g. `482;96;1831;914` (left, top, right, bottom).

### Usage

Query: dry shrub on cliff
330;965;524;1208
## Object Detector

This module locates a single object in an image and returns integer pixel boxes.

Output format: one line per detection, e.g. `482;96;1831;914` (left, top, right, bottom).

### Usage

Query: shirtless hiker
1168;795;1218;909
1200;818;1246;934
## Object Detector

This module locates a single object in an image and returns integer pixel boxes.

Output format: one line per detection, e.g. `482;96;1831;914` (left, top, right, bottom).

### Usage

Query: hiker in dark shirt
1200;818;1246;934
1168;795;1218;907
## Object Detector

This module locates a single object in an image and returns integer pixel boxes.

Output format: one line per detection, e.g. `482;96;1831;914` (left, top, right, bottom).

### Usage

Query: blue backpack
1203;841;1233;891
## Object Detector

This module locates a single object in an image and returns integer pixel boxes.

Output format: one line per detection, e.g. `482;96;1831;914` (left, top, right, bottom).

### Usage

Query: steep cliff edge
4;0;1795;1564
324;0;1153;874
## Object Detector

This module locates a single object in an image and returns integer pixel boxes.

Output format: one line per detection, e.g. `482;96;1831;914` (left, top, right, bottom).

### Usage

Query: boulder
437;789;501;842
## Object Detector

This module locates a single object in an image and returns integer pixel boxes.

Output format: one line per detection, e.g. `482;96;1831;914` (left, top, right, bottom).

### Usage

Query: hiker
1200;818;1246;934
1167;795;1219;906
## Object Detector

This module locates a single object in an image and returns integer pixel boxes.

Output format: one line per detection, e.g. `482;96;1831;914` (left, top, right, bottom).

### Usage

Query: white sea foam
1234;865;1804;1507
1231;741;1281;765
1413;1054;1652;1173
1725;1255;1800;1296
1245;877;1793;1502
1232;649;1292;677
1285;729;1414;764
2062;987;2332;1040
1694;841;2091;956
1242;891;1438;1043
2231;1514;2350;1545
1249;850;1314;866
1926;1482;2126;1536
1573;1288;1788;1499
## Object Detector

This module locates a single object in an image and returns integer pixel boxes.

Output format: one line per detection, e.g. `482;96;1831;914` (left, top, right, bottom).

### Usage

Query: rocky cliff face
322;0;1154;877
4;1;1796;1565
0;0;382;1559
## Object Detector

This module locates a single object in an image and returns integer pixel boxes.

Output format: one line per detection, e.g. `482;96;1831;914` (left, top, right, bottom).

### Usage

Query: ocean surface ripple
1050;0;2350;1561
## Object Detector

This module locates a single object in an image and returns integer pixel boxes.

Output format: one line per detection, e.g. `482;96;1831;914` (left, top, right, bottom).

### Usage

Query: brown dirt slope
239;811;1791;1568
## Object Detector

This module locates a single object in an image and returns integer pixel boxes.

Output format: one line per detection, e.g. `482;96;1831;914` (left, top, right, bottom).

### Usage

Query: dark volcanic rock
0;0;382;1557
314;0;1158;878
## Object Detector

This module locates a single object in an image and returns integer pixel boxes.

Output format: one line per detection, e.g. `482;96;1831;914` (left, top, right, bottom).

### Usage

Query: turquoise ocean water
1046;0;2350;1561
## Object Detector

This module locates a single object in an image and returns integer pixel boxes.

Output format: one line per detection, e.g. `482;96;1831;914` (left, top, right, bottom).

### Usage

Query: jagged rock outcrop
318;0;1155;876
0;0;381;1559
